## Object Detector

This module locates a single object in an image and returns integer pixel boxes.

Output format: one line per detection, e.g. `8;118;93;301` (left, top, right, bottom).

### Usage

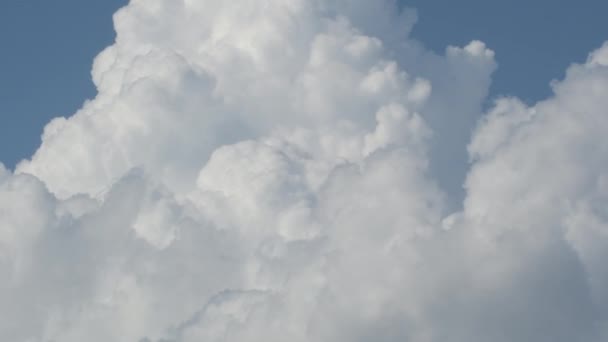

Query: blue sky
0;0;127;169
1;0;607;169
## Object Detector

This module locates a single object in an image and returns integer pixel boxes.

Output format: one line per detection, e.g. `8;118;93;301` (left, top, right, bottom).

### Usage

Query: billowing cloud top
2;1;608;341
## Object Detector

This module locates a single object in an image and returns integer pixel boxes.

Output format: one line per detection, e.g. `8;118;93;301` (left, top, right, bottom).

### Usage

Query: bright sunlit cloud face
2;1;608;341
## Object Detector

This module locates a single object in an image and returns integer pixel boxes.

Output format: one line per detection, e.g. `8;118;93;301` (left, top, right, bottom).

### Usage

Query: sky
0;0;128;169
2;1;608;341
1;0;607;169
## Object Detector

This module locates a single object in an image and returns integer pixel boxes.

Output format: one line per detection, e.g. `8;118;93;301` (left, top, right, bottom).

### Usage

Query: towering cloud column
1;1;608;341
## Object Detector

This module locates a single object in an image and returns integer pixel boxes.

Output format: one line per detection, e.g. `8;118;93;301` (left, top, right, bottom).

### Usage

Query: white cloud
2;0;608;341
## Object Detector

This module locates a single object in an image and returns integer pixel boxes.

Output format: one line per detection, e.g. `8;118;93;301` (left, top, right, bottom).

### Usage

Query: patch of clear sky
0;0;606;169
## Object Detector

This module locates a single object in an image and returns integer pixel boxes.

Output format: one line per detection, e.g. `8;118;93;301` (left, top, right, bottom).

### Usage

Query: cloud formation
1;1;608;341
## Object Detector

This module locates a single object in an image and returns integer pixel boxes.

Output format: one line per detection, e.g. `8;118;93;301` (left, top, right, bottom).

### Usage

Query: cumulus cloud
2;0;608;341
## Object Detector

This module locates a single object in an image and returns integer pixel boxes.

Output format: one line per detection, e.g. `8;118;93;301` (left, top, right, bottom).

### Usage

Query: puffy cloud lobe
464;49;608;341
2;0;608;341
